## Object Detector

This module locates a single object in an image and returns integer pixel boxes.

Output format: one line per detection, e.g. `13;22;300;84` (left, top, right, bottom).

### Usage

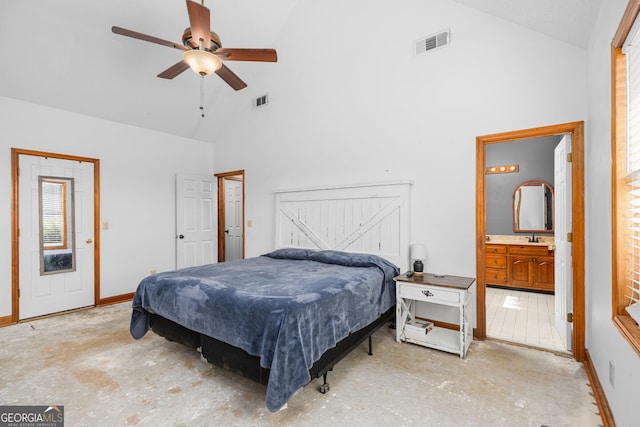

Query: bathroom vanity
485;236;555;292
483;178;555;293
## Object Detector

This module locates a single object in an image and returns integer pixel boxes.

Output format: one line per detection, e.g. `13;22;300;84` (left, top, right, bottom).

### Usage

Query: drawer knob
421;290;434;297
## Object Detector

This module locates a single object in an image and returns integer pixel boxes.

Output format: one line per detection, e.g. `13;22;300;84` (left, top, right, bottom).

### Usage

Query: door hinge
567;152;573;163
567;232;573;243
567;312;573;323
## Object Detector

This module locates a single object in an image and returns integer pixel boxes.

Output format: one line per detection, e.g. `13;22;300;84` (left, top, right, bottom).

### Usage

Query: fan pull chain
200;76;205;117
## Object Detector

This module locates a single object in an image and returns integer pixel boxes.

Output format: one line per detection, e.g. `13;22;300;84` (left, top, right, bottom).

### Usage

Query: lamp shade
183;49;222;76
411;243;427;260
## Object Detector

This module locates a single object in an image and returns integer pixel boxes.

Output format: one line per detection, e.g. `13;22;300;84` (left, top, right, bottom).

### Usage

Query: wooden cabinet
508;245;555;292
485;245;508;286
485;243;554;292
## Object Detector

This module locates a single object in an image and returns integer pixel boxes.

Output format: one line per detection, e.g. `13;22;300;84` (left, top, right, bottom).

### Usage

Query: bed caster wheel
319;383;330;394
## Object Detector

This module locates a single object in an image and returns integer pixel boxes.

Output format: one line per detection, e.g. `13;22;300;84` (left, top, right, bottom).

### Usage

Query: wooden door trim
214;170;245;262
475;121;585;361
11;148;101;323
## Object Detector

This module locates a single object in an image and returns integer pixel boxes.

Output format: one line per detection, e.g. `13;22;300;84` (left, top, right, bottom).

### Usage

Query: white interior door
554;134;573;350
176;174;216;268
19;155;94;319
224;178;243;261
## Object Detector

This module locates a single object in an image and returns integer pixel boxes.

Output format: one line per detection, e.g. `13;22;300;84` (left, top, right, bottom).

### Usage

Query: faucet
528;232;539;243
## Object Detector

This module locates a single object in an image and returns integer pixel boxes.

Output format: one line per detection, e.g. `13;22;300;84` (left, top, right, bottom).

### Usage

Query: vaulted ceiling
0;1;601;143
452;0;601;49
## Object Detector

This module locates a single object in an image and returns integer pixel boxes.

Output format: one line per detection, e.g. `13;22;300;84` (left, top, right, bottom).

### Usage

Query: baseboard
98;292;134;306
416;316;458;331
0;315;14;328
584;349;615;427
0;294;133;326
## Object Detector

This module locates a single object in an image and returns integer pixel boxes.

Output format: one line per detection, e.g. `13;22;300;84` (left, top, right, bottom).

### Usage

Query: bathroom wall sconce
486;164;519;175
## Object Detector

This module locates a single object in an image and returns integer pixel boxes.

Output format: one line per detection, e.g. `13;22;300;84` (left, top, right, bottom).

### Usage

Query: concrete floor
0;303;603;426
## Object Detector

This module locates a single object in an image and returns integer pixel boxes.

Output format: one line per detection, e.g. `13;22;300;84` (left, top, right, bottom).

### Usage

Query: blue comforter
130;249;398;412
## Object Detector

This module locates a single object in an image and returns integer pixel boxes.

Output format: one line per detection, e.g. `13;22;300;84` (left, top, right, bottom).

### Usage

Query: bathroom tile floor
486;286;568;353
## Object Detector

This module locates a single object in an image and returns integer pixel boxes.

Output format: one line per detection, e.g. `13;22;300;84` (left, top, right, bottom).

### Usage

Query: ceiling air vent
255;94;268;108
415;29;450;55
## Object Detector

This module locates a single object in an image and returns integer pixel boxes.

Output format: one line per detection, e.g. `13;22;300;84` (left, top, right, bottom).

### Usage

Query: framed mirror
39;176;76;274
513;179;553;233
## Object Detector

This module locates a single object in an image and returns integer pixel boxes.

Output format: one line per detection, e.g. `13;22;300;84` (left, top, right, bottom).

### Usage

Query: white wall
586;2;640;426
213;0;587;278
0;96;215;317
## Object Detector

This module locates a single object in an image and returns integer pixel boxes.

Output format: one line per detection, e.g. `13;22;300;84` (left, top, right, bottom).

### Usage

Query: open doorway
215;170;244;262
485;134;567;353
475;122;585;361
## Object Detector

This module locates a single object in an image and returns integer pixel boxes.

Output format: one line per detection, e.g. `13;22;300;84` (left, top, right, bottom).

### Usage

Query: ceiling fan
112;0;277;91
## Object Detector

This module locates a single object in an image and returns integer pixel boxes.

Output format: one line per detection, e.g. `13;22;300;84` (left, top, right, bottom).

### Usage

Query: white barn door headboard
274;182;412;272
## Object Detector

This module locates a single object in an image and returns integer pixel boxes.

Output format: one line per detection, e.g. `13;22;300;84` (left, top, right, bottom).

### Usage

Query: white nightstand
395;272;475;358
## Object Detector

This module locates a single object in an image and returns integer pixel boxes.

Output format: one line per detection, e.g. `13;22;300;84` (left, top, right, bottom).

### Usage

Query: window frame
612;0;640;356
41;178;69;250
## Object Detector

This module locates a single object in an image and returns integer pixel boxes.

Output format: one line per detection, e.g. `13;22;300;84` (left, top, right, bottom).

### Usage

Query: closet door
176;174;216;268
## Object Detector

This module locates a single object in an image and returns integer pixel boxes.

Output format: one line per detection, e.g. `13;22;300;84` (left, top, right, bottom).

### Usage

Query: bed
130;182;411;412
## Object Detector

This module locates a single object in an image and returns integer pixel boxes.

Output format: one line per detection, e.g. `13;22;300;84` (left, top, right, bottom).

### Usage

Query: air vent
415;29;450;55
255;94;268;108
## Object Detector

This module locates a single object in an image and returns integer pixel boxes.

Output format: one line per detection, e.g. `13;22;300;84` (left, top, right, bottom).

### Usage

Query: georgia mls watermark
0;406;64;427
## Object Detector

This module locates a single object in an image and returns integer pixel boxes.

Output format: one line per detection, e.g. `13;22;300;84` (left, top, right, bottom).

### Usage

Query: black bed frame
148;307;394;394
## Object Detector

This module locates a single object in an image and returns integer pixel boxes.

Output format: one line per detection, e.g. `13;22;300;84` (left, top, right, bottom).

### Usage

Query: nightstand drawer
398;282;460;304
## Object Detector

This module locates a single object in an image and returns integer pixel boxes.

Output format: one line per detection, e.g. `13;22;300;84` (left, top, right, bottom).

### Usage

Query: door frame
475;122;585;361
11;148;101;323
215;170;245;262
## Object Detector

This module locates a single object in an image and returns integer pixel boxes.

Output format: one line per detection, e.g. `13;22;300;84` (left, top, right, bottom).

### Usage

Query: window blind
41;181;65;248
623;19;640;306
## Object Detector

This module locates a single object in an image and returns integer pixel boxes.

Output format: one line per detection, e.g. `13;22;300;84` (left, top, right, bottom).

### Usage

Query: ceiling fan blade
186;0;211;49
215;64;247;91
158;61;191;79
112;26;187;51
214;48;277;62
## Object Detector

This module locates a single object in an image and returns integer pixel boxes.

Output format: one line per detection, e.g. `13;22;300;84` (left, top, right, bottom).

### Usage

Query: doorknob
224;230;229;234
178;234;184;239
86;238;93;244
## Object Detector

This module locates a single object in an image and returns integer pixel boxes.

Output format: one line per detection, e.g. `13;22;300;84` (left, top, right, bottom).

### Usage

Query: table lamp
411;243;427;276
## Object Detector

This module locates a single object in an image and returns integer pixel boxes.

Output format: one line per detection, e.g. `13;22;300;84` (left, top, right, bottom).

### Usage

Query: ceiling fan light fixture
183;49;222;76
